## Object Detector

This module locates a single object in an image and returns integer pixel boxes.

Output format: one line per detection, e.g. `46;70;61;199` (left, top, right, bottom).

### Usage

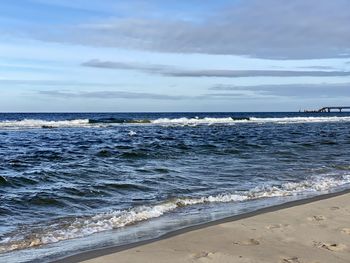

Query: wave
249;116;350;124
1;116;350;129
151;116;350;125
0;119;90;129
151;117;248;125
1;173;349;253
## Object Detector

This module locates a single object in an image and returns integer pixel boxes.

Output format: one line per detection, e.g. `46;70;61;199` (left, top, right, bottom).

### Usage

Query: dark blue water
1;112;350;262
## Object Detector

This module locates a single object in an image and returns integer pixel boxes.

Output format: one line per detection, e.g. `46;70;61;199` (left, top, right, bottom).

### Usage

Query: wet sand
57;190;350;263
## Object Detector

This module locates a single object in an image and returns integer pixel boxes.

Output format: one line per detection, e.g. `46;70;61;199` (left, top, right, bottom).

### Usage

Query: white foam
1;173;350;253
1;116;350;129
128;130;137;136
248;174;350;199
0;119;90;129
249;116;350;124
150;116;350;126
151;117;247;125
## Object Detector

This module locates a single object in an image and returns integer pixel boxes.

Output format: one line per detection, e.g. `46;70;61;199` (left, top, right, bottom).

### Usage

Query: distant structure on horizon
302;106;350;113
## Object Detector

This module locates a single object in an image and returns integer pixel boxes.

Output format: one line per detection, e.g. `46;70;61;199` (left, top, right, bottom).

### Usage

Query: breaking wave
249;116;350;124
151;116;350;125
1;173;349;253
0;119;90;129
151;117;248;125
1;116;350;129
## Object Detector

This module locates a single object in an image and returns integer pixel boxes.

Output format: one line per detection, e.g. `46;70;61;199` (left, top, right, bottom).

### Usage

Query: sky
1;0;350;112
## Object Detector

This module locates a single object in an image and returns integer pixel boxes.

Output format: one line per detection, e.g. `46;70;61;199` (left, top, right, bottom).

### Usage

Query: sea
1;112;350;262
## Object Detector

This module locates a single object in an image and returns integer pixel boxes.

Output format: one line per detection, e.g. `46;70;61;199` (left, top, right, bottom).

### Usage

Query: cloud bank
41;0;350;59
210;83;350;98
37;82;350;102
38;90;187;100
83;59;350;78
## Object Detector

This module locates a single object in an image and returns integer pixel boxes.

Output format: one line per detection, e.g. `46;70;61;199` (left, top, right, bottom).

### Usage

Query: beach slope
78;193;350;263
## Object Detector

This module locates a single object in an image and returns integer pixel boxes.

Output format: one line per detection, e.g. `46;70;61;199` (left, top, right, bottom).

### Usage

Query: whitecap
0;119;90;129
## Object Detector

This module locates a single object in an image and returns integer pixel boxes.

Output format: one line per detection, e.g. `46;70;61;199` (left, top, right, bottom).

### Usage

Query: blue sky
1;0;350;112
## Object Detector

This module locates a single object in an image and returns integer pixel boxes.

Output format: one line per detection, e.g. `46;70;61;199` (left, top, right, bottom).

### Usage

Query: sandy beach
53;191;350;263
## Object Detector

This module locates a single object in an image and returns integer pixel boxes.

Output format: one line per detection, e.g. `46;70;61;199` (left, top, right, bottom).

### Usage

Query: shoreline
53;188;350;263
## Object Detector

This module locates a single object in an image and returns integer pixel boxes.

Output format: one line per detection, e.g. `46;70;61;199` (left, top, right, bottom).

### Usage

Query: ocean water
1;112;350;262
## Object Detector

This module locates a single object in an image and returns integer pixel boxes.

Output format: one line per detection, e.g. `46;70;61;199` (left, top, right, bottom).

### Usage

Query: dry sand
76;193;350;263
